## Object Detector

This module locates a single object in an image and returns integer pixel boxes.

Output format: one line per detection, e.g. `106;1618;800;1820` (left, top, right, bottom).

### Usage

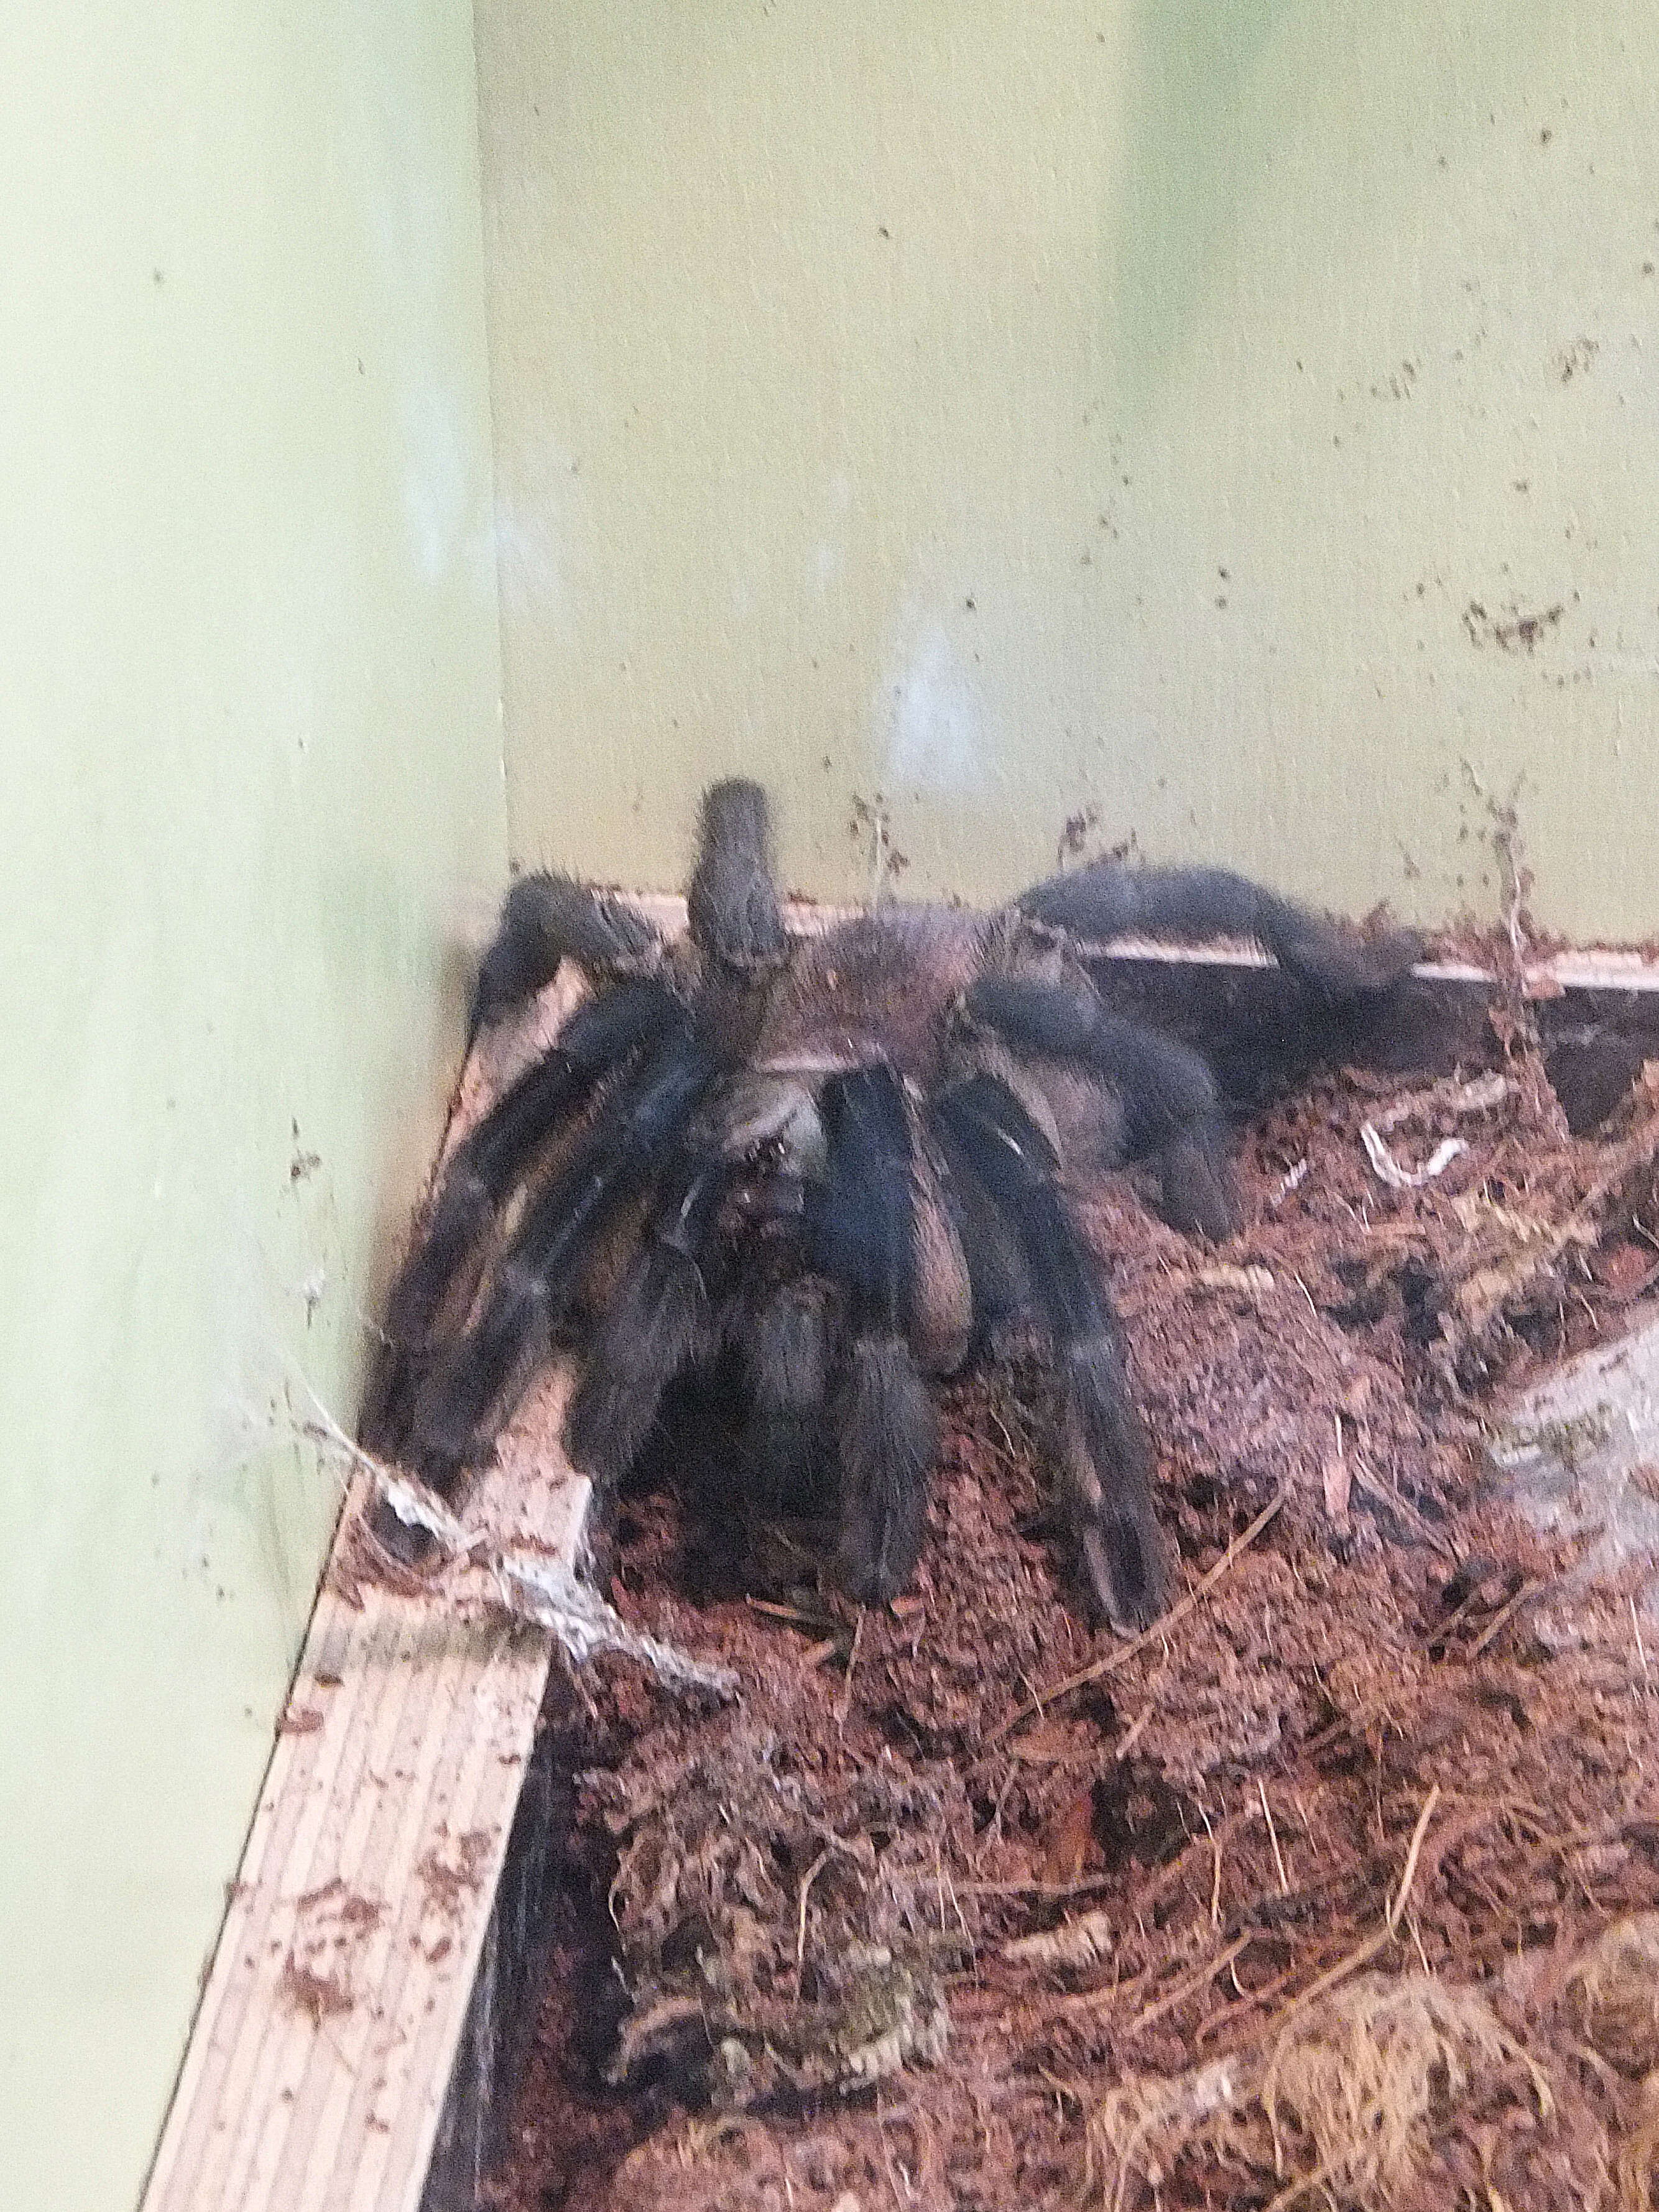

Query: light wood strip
141;1409;584;2212
143;971;593;2212
648;890;1659;993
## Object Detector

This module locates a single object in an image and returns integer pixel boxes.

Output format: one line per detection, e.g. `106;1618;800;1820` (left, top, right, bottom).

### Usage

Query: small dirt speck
280;1959;352;2026
1463;599;1564;652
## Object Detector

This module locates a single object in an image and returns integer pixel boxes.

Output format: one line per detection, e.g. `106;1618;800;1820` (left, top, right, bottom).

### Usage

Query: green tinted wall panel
0;4;505;2205
477;0;1659;941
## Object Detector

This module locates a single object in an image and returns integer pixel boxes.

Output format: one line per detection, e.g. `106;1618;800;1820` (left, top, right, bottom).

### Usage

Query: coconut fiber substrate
416;952;1659;2212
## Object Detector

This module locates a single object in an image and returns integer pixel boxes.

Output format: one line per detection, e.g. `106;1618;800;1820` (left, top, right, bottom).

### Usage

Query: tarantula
363;781;1418;1633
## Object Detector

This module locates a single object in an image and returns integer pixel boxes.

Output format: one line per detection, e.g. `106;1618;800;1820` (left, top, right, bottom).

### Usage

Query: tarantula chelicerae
364;781;1418;1633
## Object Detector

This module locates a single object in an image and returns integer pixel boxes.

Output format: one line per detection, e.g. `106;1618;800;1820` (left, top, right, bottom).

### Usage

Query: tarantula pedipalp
363;780;1418;1634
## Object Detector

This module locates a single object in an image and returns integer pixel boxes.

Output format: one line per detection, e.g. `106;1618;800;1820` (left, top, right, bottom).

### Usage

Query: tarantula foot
834;1339;937;1603
564;1242;713;1484
1079;1518;1168;1637
407;1265;552;1483
470;872;663;1035
1060;1337;1171;1634
1346;924;1425;993
1265;900;1423;1000
1157;1123;1241;1242
405;1359;491;1480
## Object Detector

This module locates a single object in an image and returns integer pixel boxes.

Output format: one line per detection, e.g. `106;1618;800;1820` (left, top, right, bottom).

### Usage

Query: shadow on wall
1113;0;1290;413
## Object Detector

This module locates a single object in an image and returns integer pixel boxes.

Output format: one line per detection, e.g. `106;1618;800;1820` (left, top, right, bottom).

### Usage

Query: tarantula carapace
364;781;1418;1634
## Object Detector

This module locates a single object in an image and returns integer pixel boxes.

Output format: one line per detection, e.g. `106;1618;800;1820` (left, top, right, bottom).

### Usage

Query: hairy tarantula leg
809;1067;938;1604
687;778;788;973
409;1020;718;1483
935;1072;1169;1634
469;872;664;1038
812;1066;917;1319
561;1157;732;1488
930;1117;1034;1342
1016;862;1421;999
835;1338;936;1603
965;973;1239;1238
361;979;683;1455
397;980;680;1342
737;1280;836;1516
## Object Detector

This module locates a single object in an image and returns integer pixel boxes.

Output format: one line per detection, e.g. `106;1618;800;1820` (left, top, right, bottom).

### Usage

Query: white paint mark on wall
880;622;989;791
489;434;588;618
399;379;468;583
492;491;565;619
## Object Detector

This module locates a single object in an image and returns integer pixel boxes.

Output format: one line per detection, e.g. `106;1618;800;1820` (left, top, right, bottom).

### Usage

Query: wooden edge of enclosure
136;898;1659;2212
659;892;1659;993
138;1416;589;2212
141;970;597;2212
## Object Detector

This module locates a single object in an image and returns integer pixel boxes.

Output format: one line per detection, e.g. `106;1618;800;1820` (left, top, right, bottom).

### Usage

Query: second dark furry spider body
364;781;1418;1633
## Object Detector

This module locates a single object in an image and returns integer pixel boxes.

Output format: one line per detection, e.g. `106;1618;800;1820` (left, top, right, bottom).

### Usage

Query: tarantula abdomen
365;779;1418;1635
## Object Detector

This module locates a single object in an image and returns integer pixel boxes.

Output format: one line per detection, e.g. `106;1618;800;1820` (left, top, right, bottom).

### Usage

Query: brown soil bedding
461;975;1659;2212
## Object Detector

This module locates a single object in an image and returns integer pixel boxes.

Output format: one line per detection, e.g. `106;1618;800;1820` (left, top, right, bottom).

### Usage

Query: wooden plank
141;1411;588;2212
142;976;593;2212
660;891;1659;994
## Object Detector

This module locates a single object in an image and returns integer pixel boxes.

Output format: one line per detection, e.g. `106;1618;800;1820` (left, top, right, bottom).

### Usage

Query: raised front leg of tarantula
408;1017;719;1485
558;777;799;1506
968;972;1239;1240
807;1066;938;1603
1017;861;1421;998
935;1072;1168;1633
686;778;788;972
471;773;785;1039
469;873;665;1039
362;979;684;1457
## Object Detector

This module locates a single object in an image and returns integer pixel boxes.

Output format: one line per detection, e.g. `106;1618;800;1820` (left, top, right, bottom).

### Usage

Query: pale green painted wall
477;0;1659;939
0;6;505;2208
